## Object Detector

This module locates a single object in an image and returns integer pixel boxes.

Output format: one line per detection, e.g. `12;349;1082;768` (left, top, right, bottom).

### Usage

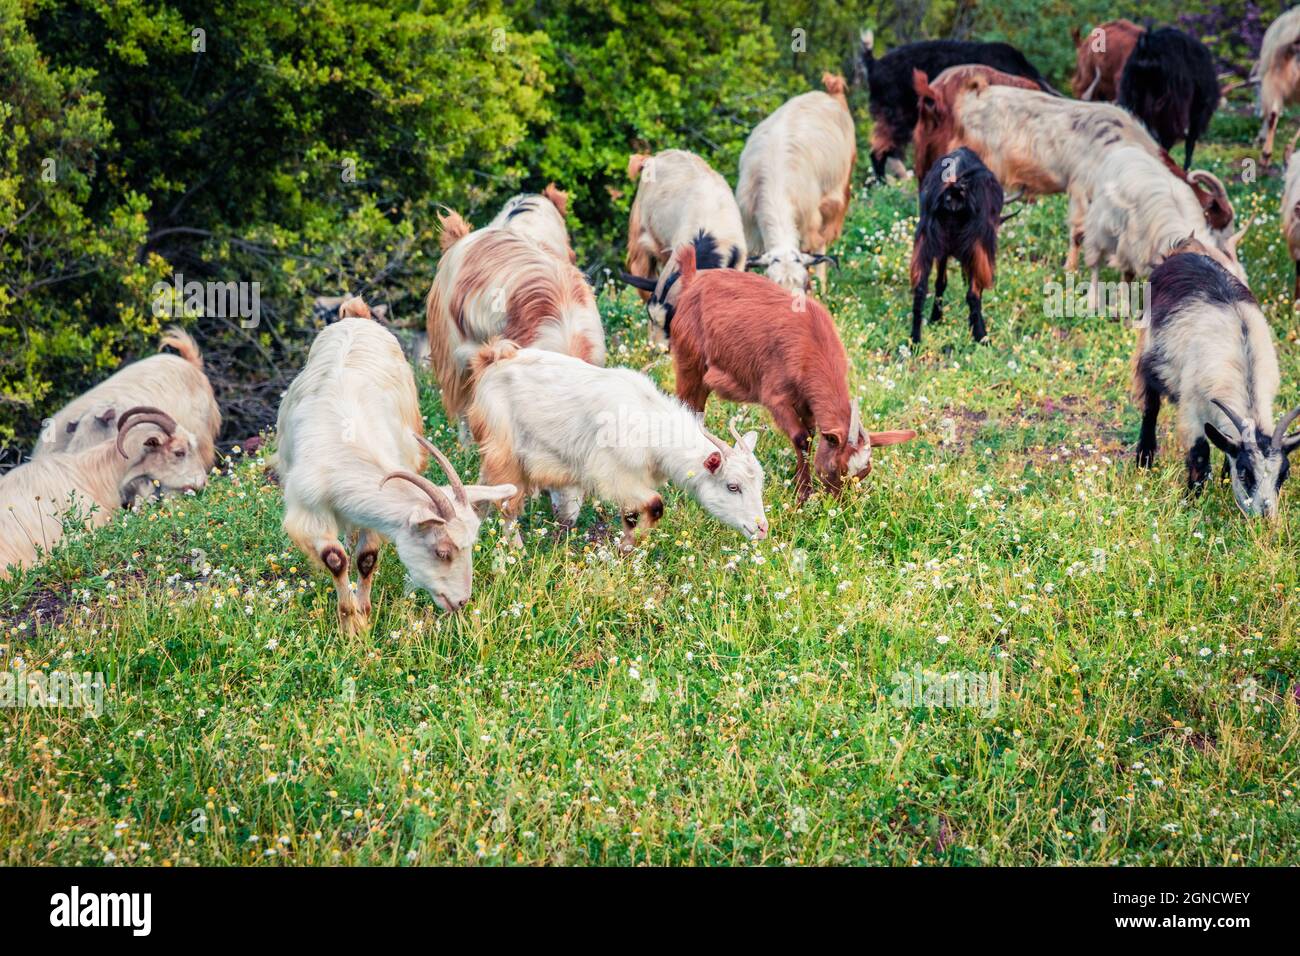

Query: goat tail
822;72;849;98
470;338;520;382
542;182;569;217
159;327;204;370
338;296;372;320
438;209;473;251
627;153;651;180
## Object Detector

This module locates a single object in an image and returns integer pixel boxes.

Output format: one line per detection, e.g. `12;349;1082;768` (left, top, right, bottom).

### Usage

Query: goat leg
910;248;932;344
965;286;987;344
286;507;364;635
352;528;382;621
930;256;948;326
1137;390;1160;468
1185;437;1211;492
1263;111;1279;164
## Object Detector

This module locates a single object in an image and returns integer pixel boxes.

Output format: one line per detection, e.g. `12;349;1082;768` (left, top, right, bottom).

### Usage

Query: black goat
1118;27;1218;171
909;148;1004;345
859;30;1054;182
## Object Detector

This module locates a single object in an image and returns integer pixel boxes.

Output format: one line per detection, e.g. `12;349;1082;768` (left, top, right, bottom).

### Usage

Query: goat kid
668;245;916;500
910;147;1005;344
467;340;769;550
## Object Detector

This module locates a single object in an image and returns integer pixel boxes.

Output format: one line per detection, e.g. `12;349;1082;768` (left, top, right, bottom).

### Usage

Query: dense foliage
0;0;1280;450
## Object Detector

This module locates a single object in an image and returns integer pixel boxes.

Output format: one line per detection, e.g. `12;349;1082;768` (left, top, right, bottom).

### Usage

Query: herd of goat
6;16;1300;629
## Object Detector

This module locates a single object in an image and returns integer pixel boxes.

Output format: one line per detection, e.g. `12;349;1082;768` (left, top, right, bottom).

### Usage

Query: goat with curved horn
115;406;178;458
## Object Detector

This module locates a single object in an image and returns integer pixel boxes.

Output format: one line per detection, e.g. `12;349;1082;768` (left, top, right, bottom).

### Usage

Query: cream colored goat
735;74;856;291
275;298;515;630
1;408;207;578
33;328;221;468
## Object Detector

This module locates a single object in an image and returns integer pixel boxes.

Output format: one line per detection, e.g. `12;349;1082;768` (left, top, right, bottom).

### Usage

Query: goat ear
409;505;446;530
618;271;658;292
96;407;117;426
704;451;723;473
464;483;517;517
143;435;162;449
1284;433;1300;454
869;429;917;447
739;430;759;454
1204;423;1240;456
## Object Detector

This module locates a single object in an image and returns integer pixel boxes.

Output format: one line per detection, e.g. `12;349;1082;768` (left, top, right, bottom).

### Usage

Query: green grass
3;121;1300;866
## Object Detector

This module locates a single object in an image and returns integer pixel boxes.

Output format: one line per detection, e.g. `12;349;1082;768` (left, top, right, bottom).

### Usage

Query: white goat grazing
487;183;576;263
429;212;605;525
735;73;855;291
1253;6;1300;164
1134;250;1299;519
1282;152;1300;301
1083;147;1249;306
275;298;515;628
466;340;769;550
622;149;746;347
33;328;221;468
1;408;207;578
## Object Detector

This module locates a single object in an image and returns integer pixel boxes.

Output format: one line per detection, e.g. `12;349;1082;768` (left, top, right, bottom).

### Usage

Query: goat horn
727;418;745;446
414;433;468;506
1211;399;1249;438
115;406;177;458
381;470;454;522
849;399;864;443
702;427;730;457
1274;406;1300;447
1227;214;1254;253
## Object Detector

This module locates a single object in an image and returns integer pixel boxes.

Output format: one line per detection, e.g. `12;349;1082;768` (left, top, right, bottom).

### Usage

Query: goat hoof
1136;449;1155;468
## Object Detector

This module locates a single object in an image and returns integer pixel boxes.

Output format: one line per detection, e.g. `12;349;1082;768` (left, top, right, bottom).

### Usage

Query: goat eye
824;434;839;447
727;482;740;494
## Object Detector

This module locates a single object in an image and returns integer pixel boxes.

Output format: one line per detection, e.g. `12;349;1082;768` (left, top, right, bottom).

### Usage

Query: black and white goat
1133;250;1300;518
909;147;1005;344
1118;27;1219;171
620;230;737;347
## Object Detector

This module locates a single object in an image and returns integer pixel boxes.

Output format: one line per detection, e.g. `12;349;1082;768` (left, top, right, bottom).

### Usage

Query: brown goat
1070;20;1143;101
668;245;915;501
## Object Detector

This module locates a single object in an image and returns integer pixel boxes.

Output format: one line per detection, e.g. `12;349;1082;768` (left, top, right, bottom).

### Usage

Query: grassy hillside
3;113;1300;865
